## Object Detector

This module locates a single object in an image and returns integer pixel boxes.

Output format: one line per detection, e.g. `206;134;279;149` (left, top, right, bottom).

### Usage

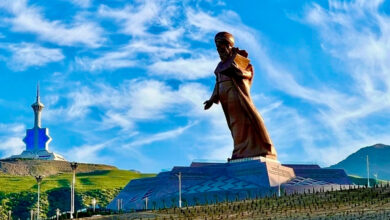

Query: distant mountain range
329;143;390;180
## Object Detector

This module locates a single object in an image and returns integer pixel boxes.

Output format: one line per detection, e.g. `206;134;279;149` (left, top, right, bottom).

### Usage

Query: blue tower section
23;128;51;151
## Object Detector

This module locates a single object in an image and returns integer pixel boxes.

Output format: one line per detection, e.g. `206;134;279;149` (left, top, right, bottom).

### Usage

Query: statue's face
215;40;232;62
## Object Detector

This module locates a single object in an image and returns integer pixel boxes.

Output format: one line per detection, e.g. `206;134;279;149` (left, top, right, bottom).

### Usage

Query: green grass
0;170;154;193
348;175;387;186
0;169;155;219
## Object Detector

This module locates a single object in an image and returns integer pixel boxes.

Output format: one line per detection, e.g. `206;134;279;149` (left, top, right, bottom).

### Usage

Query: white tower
7;84;66;161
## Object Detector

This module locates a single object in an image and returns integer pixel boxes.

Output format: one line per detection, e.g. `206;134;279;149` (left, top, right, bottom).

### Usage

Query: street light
277;164;281;197
116;199;122;212
367;155;370;187
35;175;43;220
175;172;182;208
56;208;60;220
374;173;378;186
92;198;96;213
70;162;78;219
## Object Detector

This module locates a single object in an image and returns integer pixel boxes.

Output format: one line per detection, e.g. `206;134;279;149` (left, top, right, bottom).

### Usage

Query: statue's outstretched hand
204;100;213;110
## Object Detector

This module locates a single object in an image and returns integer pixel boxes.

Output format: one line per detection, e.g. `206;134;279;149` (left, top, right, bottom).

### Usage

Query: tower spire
36;82;40;103
32;83;44;128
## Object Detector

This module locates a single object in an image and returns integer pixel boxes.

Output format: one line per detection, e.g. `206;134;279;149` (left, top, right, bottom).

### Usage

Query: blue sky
1;0;390;173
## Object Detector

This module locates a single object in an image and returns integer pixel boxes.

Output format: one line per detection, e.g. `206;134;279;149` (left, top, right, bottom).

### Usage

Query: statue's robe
209;48;277;160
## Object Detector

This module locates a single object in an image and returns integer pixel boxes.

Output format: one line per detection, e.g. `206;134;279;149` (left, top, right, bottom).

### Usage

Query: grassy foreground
0;170;154;219
87;183;390;220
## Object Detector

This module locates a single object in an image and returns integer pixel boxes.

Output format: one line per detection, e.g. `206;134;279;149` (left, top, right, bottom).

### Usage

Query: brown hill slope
0;159;117;176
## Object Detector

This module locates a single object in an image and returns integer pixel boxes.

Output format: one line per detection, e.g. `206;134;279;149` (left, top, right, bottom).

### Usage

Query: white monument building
9;85;66;161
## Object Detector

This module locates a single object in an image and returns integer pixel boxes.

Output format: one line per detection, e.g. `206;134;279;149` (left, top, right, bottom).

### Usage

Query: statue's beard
218;47;232;62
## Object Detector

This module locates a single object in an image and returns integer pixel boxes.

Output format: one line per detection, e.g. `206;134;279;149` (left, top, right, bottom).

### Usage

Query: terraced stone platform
108;157;351;210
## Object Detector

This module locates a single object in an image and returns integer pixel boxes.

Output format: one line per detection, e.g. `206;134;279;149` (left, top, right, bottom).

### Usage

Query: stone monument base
8;150;66;161
108;157;351;210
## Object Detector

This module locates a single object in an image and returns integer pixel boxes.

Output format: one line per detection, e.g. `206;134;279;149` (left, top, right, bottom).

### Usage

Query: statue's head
215;32;234;61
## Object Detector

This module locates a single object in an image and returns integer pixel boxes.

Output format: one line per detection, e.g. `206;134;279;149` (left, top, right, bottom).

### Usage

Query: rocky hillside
0;159;116;176
329;143;390;180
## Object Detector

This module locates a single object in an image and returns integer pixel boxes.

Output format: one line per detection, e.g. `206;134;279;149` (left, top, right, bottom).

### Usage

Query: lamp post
116;199;122;212
35;175;43;220
374;173;378;186
277;164;281;197
92;198;96;213
70;162;78;219
30;210;33;220
56;208;60;220
367;155;370;187
175;172;182;208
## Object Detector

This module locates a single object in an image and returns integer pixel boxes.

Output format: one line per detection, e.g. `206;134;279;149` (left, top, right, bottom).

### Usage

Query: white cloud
123;122;196;148
98;1;178;37
75;42;190;72
67;0;92;8
4;43;64;71
98;3;158;37
0;137;25;157
0;123;25;133
101;111;134;131
46;80;215;124
75;55;136;72
65;143;112;164
79;1;210;75
298;0;390;165
0;123;25;158
147;55;218;80
0;0;104;47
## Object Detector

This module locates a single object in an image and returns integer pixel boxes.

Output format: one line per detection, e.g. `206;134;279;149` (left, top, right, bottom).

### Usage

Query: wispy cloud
299;0;390;164
0;0;104;47
122;122;196;149
64;143;112;164
77;1;219;77
98;1;179;37
75;52;136;72
75;41;190;72
45;80;212;127
67;0;92;8
1;42;64;71
147;55;218;80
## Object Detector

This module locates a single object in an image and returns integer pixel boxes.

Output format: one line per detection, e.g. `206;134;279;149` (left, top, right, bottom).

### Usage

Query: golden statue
204;32;277;160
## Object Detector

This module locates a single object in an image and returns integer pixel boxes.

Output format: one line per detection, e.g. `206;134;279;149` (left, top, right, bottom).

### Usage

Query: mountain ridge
329;143;390;180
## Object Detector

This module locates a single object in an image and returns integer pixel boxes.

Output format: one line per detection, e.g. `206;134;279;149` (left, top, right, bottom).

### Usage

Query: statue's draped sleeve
209;82;219;104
